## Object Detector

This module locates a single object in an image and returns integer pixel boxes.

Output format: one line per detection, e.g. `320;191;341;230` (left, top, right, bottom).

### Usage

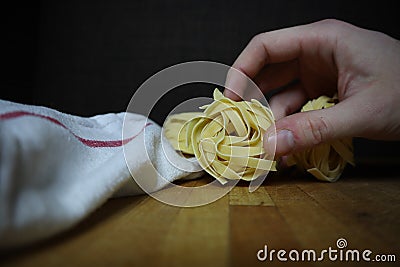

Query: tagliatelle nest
286;95;355;182
164;90;354;184
164;89;276;184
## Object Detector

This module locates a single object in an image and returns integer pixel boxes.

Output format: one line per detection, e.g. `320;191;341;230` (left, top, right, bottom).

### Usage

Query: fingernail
265;130;295;157
223;88;240;101
223;89;233;98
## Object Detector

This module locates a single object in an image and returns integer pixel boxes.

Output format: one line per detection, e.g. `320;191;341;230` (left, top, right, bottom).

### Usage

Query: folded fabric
0;100;202;249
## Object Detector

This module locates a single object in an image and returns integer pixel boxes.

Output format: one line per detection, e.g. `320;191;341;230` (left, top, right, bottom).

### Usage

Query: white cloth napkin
0;99;202;249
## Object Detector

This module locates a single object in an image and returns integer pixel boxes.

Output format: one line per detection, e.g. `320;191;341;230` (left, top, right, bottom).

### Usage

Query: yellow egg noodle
164;89;276;184
286;95;355;182
164;89;354;184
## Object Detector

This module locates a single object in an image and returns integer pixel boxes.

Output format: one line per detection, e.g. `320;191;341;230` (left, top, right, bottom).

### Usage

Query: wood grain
229;184;274;206
1;173;399;267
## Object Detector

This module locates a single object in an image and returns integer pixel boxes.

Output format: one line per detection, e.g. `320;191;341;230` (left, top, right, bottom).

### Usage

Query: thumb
264;103;356;157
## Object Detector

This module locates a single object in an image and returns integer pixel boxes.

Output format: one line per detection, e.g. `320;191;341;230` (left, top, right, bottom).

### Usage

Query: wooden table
1;164;399;267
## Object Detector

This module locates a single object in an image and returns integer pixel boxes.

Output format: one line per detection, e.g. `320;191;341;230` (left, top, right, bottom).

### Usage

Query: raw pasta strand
164;89;276;184
286;94;355;182
164;90;354;184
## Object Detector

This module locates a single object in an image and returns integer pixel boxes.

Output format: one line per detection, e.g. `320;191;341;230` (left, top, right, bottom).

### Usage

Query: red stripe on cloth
0;111;151;148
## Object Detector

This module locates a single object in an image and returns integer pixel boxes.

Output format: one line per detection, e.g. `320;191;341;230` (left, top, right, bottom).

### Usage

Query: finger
264;99;365;157
224;26;305;99
269;83;308;120
225;20;339;100
224;67;248;101
254;60;299;94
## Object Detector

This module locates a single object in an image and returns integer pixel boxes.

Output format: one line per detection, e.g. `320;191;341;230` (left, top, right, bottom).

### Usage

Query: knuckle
315;18;350;31
301;116;331;145
319;18;341;26
250;33;264;45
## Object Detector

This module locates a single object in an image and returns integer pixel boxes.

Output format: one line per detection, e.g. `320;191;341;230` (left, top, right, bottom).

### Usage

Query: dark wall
2;0;400;163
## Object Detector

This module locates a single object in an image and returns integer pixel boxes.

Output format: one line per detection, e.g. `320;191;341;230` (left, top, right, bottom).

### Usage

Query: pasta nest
164;89;276;184
286;95;355;182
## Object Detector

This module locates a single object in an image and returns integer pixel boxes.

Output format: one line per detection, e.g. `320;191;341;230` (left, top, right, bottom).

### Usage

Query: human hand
224;19;400;158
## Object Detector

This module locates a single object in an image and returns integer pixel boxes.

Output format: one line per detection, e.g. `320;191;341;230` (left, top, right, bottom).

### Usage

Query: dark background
1;0;400;163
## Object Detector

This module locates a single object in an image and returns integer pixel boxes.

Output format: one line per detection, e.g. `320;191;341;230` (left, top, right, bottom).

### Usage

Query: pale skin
224;19;400;158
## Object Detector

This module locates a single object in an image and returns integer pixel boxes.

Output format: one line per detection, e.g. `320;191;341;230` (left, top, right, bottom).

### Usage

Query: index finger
224;20;339;100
